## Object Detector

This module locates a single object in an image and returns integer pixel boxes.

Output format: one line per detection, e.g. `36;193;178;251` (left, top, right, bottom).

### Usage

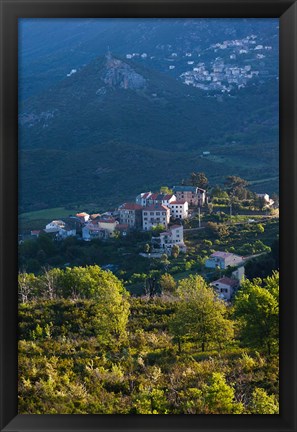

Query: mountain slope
18;54;278;212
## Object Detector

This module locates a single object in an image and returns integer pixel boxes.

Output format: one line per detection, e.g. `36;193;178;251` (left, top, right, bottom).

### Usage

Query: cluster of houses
29;184;265;301
206;251;245;301
31;185;206;254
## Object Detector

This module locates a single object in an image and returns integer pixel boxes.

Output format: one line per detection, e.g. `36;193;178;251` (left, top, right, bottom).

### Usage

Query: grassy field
19;207;78;232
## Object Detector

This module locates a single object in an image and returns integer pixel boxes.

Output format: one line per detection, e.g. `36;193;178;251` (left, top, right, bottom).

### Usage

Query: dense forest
18;266;279;414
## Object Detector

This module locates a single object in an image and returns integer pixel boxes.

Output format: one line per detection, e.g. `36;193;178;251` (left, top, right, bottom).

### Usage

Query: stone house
119;203;143;229
173;186;206;206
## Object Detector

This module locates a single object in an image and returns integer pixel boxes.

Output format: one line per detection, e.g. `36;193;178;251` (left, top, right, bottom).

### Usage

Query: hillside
18;20;279;212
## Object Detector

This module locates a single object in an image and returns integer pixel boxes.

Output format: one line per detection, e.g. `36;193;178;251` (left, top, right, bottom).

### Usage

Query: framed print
0;0;296;431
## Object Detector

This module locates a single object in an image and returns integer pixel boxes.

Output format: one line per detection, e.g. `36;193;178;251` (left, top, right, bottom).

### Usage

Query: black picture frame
0;1;296;431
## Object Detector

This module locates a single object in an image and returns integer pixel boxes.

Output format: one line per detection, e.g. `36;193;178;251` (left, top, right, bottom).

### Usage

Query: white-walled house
45;220;66;233
136;192;152;207
159;225;186;253
142;204;170;230
168;200;189;219
57;226;76;239
82;223;105;240
97;217;119;237
231;266;245;285
75;212;90;223
210;277;239;301
147;193;176;207
137;192;176;207
256;193;274;207
205;251;243;269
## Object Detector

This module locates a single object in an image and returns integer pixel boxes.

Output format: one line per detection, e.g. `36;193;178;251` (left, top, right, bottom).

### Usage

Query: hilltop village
21;177;278;302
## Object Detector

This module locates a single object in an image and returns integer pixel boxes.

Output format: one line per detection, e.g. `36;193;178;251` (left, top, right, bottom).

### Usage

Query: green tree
144;243;151;254
159;273;176;294
160;186;173;195
225;176;249;201
233;272;279;355
189;172;209;189
170;275;234;352
249;388;279;414
206;222;229;239
18;272;38;303
171;244;180;259
202;372;243;414
255;223;265;235
225;176;248;192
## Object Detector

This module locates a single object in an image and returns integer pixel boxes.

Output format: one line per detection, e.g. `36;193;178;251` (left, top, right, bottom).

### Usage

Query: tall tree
170;275;234;352
225;176;249;199
202;372;243;414
190;172;208;189
233;272;279;355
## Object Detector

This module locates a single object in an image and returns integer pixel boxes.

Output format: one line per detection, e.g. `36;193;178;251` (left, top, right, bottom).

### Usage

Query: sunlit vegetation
18;267;279;414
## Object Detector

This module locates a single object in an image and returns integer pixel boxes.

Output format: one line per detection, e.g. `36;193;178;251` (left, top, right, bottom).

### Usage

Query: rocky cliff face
101;54;146;90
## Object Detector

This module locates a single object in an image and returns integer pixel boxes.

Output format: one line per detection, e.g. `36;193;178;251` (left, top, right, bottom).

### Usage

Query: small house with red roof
75;212;90;223
136;192;152;207
210;277;239;301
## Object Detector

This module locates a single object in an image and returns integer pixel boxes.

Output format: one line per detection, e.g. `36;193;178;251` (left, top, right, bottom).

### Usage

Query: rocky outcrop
101;55;146;90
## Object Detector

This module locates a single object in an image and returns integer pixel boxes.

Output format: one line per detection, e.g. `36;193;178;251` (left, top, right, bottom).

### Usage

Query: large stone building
119;203;143;229
172;186;206;207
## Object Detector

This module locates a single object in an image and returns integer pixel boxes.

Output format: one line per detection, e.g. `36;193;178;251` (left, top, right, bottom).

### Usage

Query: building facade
119;203;143;228
205;251;243;269
142;204;170;230
159;225;186;253
210;277;239;301
168;200;189;219
173;186;206;206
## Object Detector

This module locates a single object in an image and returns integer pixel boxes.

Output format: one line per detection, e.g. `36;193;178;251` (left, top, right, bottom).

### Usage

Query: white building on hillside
210;277;239;301
45;220;65;233
136;192;152;207
159;225;186;253
168;200;188;219
256;193;274;207
205;251;243;269
142;204;170;230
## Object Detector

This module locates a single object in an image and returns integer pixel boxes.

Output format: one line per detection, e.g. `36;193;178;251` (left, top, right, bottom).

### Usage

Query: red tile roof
211;251;242;259
163;194;175;200
169;200;187;205
99;218;117;224
120;202;143;210
144;204;170;211
211;277;239;288
76;212;89;217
